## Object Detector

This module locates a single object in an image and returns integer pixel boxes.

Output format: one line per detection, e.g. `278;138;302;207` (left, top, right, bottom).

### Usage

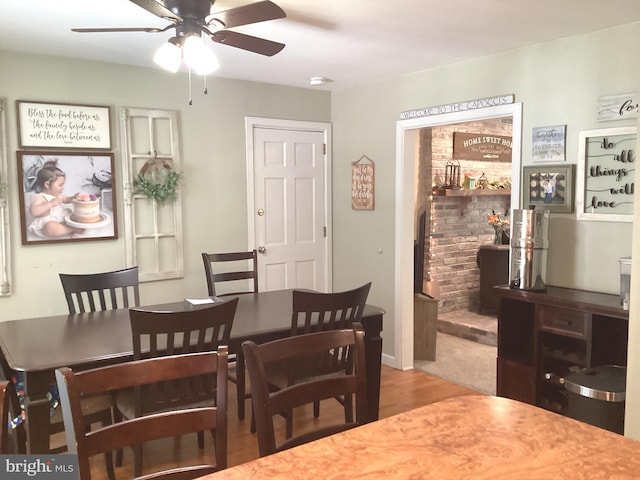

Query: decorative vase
493;227;503;245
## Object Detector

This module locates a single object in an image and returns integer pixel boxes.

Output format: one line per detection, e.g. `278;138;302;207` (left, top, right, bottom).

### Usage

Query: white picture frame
532;125;566;162
17;100;111;150
576;126;636;222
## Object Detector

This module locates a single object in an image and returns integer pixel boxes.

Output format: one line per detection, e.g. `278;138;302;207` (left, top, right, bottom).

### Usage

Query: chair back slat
59;267;140;314
292;283;371;335
242;324;367;457
202;250;258;297
56;350;228;480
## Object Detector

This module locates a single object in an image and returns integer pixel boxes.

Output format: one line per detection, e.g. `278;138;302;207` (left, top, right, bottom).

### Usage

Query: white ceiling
2;0;640;92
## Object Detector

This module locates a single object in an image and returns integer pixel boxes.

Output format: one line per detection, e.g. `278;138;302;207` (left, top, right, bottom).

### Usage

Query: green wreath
133;158;180;204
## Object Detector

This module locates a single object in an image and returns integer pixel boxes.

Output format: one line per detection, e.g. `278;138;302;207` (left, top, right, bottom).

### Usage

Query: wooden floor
89;365;479;479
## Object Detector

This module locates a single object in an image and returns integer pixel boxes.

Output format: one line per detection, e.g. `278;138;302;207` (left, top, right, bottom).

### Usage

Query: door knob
257;246;266;254
257;208;264;216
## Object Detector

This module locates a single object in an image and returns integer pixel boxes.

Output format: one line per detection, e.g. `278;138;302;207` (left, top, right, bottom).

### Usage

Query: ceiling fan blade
129;0;182;22
209;30;284;56
208;0;286;29
72;27;166;33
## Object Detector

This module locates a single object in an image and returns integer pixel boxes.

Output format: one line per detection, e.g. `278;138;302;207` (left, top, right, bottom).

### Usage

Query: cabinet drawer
539;306;588;339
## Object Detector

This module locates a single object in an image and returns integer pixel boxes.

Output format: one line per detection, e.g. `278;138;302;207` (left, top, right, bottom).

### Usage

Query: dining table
200;394;640;479
0;289;385;454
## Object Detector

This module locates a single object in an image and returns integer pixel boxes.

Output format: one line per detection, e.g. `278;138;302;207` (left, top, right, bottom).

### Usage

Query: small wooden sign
597;92;639;122
352;155;375;210
532;125;566;162
452;132;512;162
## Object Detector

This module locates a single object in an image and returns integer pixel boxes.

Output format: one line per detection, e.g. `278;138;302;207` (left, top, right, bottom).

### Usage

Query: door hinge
323;226;327;237
323;143;326;155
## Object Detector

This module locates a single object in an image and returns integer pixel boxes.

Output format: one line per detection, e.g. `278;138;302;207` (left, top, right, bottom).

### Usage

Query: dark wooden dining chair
115;298;237;477
287;282;371;429
291;282;371;334
54;267;141;459
242;324;367;457
0;380;26;454
59;266;140;313
201;250;258;297
245;282;372;435
201;250;257;422
56;350;228;480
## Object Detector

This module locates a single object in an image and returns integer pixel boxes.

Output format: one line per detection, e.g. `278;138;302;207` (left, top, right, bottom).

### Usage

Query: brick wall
429;194;510;313
417;118;512;314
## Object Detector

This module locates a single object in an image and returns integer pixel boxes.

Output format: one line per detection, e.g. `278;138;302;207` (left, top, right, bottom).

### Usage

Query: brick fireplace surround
417;118;513;314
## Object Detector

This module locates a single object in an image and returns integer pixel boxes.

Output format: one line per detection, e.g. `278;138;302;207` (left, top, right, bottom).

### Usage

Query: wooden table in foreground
0;289;385;453
202;395;640;479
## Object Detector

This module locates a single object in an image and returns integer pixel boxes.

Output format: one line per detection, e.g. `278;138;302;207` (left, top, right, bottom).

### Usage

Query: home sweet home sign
352;155;374;210
453;132;512;161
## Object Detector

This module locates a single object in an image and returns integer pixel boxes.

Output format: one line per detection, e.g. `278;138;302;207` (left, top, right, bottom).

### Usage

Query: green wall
0;50;331;319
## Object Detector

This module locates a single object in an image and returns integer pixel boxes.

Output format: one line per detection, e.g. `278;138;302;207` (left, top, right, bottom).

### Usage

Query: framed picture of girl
17;151;117;245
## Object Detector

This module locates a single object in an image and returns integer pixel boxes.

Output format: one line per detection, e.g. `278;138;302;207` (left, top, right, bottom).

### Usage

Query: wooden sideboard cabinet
495;286;629;416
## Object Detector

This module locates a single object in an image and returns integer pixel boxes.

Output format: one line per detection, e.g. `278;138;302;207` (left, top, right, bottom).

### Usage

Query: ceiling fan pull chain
188;67;193;106
203;75;208;95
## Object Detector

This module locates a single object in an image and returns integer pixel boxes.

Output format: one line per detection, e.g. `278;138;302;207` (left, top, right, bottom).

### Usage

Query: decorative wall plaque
576;126;636;222
399;94;514;120
532;125;566;162
452;132;512;161
351;155;374;210
597;93;639;122
17;100;112;150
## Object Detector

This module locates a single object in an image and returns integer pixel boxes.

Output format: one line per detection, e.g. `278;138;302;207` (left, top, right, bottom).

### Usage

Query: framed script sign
17;101;111;150
576;126;636;222
597;92;638;122
351;155;374;210
532;125;566;162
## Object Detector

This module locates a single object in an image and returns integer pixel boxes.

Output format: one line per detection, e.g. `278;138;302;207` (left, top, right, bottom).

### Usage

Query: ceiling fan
72;0;287;58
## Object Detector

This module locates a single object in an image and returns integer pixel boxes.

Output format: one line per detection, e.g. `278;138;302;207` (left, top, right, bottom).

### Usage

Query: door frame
393;103;523;370
245;116;333;292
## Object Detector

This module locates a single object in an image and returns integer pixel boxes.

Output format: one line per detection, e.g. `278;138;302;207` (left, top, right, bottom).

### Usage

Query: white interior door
246;118;332;292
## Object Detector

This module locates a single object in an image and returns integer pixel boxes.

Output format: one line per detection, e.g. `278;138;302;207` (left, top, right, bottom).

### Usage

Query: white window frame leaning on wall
0;98;11;295
120;107;184;282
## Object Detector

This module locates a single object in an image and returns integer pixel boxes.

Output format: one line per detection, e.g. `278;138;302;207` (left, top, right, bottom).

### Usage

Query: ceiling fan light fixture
153;38;182;73
183;34;219;75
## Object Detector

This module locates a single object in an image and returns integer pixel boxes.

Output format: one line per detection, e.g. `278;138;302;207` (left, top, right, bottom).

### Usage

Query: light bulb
153;40;181;73
183;35;219;75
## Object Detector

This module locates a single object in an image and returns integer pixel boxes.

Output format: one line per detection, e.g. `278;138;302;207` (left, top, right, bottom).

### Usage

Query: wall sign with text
597;92;639;122
351;155;375;210
576;126;636;222
399;94;514;120
532;125;566;162
452;132;512;162
17;100;112;150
